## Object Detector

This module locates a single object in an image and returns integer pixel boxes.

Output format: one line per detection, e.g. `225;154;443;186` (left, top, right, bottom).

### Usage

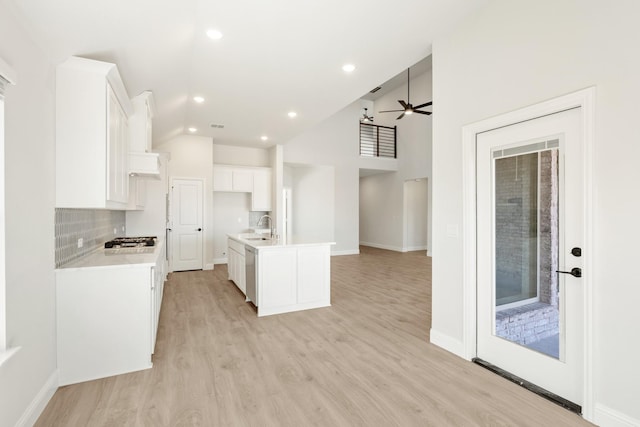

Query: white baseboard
204;263;214;270
16;370;58;427
212;257;228;265
429;328;466;359
331;249;360;256
405;245;428;252
594;403;640;427
359;242;404;252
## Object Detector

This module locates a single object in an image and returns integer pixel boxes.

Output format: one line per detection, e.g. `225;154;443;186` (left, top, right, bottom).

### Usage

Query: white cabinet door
297;246;330;303
238;253;246;294
252;169;272;211
232;170;253;192
214;166;233;191
228;248;236;282
106;84;129;204
259;249;297;307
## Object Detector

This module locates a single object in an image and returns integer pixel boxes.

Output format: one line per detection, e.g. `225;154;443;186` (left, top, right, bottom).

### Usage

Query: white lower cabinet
227;237;246;295
56;249;165;386
256;245;331;317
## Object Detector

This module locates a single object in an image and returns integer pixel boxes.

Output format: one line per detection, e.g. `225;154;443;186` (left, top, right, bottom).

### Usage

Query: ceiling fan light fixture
405;109;413;115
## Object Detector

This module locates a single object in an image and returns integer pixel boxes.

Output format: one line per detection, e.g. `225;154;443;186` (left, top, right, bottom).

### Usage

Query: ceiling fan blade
396;112;405;120
398;100;408;109
413;101;433;109
413;110;432;115
379;109;404;113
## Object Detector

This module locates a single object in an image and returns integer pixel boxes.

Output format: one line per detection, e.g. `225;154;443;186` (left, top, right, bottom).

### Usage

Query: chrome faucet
257;215;274;237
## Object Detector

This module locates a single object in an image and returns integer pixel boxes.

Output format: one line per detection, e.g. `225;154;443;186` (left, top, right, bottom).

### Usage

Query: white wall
212;192;251;262
0;2;58;425
126;153;170;238
404;179;428;250
287;165;334;243
359;68;432;253
431;1;640;424
284;102;361;255
359;172;402;250
212;144;270;167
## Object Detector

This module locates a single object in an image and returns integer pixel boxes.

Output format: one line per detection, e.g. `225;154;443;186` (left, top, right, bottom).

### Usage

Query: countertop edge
227;234;336;250
56;238;165;271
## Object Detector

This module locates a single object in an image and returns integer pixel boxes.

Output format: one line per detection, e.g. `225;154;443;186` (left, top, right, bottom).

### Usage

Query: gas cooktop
104;236;157;249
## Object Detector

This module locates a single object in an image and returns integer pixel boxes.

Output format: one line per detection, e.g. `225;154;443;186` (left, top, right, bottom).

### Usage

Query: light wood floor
37;247;592;426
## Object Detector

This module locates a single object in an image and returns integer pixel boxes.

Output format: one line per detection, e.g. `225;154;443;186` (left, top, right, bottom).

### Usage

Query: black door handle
197;228;202;231
556;267;582;278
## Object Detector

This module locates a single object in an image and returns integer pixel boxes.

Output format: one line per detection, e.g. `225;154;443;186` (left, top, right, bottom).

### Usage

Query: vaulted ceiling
6;0;487;147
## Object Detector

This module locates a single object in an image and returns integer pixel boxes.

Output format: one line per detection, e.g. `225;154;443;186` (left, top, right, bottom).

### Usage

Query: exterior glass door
476;108;584;406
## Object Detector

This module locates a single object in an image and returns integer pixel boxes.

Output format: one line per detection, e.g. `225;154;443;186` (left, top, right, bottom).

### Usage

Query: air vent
210;123;225;129
369;86;382;94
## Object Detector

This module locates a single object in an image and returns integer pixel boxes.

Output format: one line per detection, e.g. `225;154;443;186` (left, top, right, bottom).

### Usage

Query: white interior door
476;108;584;406
170;178;203;271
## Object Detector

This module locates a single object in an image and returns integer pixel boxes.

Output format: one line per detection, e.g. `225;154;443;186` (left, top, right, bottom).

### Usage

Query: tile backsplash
55;208;126;268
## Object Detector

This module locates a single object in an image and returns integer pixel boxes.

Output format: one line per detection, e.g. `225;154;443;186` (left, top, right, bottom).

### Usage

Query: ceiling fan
379;68;432;120
360;108;374;122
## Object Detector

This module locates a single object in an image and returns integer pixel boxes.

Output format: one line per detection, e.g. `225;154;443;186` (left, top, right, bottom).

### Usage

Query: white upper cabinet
213;164;272;211
56;56;132;209
252;168;272;211
213;165;253;192
232;169;254;192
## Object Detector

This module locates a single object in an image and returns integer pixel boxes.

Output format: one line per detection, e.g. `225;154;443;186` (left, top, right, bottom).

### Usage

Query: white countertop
56;238;165;271
228;233;335;250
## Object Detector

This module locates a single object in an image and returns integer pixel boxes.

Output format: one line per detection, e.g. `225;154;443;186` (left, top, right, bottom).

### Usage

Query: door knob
571;247;582;257
196;228;202;231
556;267;582;278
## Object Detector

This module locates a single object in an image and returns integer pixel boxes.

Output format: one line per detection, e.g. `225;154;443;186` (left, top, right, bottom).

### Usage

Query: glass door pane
493;147;560;359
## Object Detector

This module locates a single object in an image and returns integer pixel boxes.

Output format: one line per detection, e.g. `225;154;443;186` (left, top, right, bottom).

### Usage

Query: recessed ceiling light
193;96;205;103
206;29;223;40
288;111;297;118
261;136;268;141
342;64;356;73
188;127;197;133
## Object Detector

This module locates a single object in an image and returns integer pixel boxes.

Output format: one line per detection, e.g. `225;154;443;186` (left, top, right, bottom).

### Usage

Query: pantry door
170;178;203;271
476;107;584;407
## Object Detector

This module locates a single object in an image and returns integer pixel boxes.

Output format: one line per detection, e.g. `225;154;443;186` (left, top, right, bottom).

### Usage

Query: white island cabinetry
227;237;246;295
228;235;333;317
56;241;166;386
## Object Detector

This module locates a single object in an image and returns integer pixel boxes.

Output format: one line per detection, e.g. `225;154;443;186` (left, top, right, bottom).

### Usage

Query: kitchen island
227;234;335;317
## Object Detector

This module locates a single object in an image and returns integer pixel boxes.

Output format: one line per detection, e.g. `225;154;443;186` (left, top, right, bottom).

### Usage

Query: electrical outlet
77;238;83;248
122;226;125;232
113;228;117;235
